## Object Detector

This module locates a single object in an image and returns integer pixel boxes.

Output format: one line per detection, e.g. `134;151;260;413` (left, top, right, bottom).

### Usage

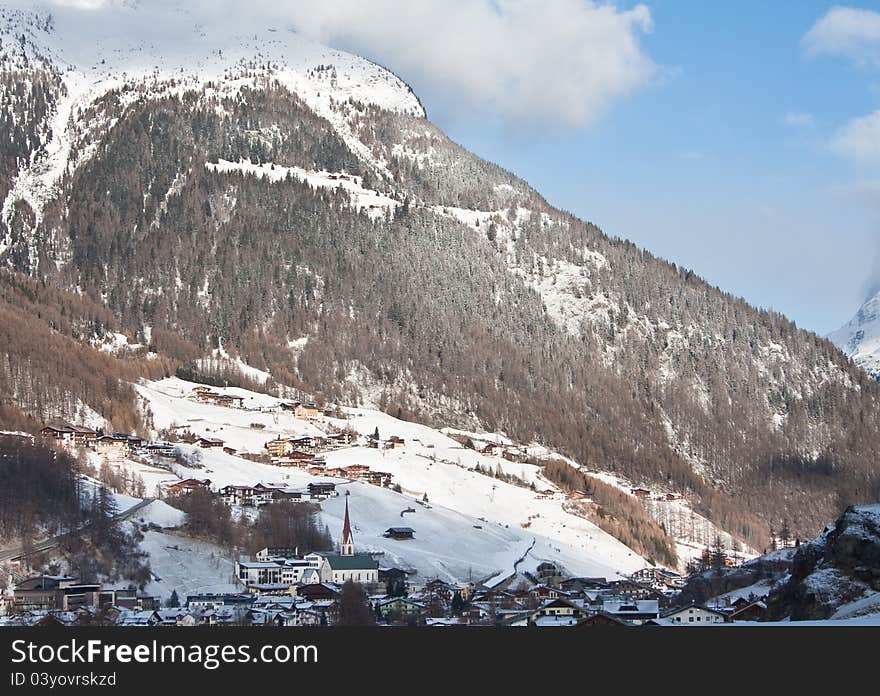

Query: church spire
341;492;354;556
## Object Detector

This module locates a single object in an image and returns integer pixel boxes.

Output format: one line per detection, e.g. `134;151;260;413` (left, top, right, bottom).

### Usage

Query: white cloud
830;110;880;160
803;5;880;66
33;0;656;128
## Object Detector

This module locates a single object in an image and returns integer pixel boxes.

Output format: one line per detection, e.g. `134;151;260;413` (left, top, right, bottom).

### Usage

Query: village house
265;436;315;458
195;436;224;449
729;600;767;622
480;442;505;456
39;423;99;449
219;484;257;506
13;576;114;613
576;611;630;627
385;435;405;449
165;478;211;495
376;597;426;622
662;604;730;625
363;470;392;487
383;527;415;540
600;599;661;625
293;403;321;421
529;598;587;624
343;464;370;479
95;434;131;460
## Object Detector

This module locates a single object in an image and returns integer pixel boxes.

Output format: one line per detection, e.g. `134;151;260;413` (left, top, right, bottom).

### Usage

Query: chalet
288;450;316;461
376;597;426;621
480;443;503;456
325;467;348;478
294;403;321;421
602;599;661;625
528;598;587;625
40;424;75;447
729;601;767;622
266;437;296;458
606;579;670;606
196;437;224;449
294;583;341;601
386;435;405;449
214;394;244;409
575;611;630;627
631;487;652;500
272;457;311;469
307;482;337;499
95;434;131;460
502;448;527;463
363;470;391;487
326;431;355;446
383;527;415;540
422;579;456;602
69;425;98;448
379;567;410;580
273;489;304;503
662;604;729;625
557;578;608;594
223;446;238;456
219;485;256;506
307;465;327;476
529;584;569;603
252;483;285;505
143;442;175;457
344;464;370;479
165;478;211;495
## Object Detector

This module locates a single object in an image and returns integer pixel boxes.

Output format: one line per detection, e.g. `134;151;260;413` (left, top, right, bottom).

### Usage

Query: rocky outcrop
766;505;880;621
675;548;794;607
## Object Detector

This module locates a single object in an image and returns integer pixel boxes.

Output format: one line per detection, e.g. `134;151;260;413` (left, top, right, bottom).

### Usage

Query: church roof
342;495;353;544
324;554;378;571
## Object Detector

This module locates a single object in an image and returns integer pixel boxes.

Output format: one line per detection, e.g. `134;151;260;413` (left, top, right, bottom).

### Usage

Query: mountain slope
829;290;880;379
1;1;879;555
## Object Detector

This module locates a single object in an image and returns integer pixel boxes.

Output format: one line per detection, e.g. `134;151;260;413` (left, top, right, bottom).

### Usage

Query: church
319;493;379;585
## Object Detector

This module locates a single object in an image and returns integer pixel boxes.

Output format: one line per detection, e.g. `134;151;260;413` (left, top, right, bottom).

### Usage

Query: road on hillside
0;497;155;563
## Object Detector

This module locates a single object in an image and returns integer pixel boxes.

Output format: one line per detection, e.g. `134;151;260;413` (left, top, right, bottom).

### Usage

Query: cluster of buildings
190;386;322;423
1;503;767;628
39;423;150;462
262;432;397;486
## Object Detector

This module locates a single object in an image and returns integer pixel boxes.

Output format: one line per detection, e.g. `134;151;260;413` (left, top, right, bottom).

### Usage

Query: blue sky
416;1;880;336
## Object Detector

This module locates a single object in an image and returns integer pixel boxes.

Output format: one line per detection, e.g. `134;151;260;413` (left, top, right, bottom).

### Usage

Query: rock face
767;505;880;620
675;548;794;607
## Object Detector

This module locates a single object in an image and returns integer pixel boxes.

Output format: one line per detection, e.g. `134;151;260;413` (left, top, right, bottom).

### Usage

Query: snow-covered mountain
829;291;880;379
1;0;879;559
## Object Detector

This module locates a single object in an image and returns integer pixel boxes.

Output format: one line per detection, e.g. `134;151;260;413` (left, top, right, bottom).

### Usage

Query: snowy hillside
0;0;423;244
829;290;880;378
133;377;645;582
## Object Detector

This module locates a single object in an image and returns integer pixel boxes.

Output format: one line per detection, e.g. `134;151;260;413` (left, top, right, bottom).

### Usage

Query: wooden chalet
383;527;415;540
165;478;211;495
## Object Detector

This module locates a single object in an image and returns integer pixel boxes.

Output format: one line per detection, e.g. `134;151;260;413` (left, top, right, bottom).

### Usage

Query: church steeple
341;492;354;556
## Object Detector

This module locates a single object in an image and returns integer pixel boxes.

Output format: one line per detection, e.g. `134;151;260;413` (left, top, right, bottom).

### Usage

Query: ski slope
134;377;646;582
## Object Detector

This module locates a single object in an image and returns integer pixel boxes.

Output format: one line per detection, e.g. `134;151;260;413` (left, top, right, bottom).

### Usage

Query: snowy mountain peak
829;291;880;378
0;1;425;118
